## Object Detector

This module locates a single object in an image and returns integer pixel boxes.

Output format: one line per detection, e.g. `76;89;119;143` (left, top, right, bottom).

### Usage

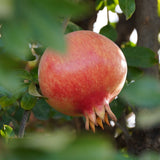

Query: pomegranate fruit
38;30;127;132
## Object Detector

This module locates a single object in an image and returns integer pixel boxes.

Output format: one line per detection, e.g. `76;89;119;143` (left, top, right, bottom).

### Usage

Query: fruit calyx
84;98;117;132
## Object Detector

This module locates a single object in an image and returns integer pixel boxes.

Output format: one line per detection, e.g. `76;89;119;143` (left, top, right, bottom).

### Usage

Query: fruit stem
26;43;40;71
18;110;31;138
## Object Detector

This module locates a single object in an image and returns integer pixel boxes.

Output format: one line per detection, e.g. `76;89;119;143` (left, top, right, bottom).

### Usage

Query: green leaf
18;67;39;85
65;21;82;34
1;0;88;59
18;70;33;81
0;70;22;93
120;76;160;108
2;22;31;60
0;86;24;108
1;129;133;160
106;0;118;12
34;46;45;56
100;24;117;41
32;99;51;120
0;87;26;108
0;52;24;91
0;96;16;108
121;41;136;48
11;129;75;152
12;107;24;122
51;108;72;121
127;67;143;82
122;47;158;68
0;114;12;129
28;82;43;97
96;0;105;11
0;124;15;138
21;92;37;110
29;0;88;19
0;0;13;19
10;134;115;160
110;98;126;119
54;136;115;160
27;9;66;53
119;0;135;19
137;108;160;128
0;86;11;96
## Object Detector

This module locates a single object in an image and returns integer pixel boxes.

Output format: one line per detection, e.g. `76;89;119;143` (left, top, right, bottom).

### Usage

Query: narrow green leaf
110;99;126;119
127;67;143;81
120;76;160;108
18;70;33;81
28;82;43;97
32;99;51;120
21;92;37;110
122;47;158;68
100;24;117;41
119;0;135;19
96;0;105;11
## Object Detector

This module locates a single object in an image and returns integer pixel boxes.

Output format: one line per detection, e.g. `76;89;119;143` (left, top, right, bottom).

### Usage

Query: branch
18;110;31;138
135;0;160;78
116;14;135;46
115;121;131;141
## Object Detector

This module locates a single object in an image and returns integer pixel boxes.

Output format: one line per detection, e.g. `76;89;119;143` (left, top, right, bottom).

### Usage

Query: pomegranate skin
38;30;127;131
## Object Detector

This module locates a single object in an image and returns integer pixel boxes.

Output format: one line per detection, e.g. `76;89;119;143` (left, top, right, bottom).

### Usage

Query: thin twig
115;121;131;140
107;9;109;24
18;110;31;138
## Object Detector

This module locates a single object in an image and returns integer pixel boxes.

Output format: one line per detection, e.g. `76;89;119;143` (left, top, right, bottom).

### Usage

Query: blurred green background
0;0;160;159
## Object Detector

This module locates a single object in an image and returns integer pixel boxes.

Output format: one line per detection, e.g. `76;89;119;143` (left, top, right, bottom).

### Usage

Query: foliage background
0;0;160;159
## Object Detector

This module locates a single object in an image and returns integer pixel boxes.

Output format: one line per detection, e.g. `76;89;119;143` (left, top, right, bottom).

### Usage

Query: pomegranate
38;30;127;132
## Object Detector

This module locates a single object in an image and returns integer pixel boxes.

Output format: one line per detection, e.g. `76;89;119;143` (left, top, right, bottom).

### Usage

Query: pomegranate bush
0;0;160;159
